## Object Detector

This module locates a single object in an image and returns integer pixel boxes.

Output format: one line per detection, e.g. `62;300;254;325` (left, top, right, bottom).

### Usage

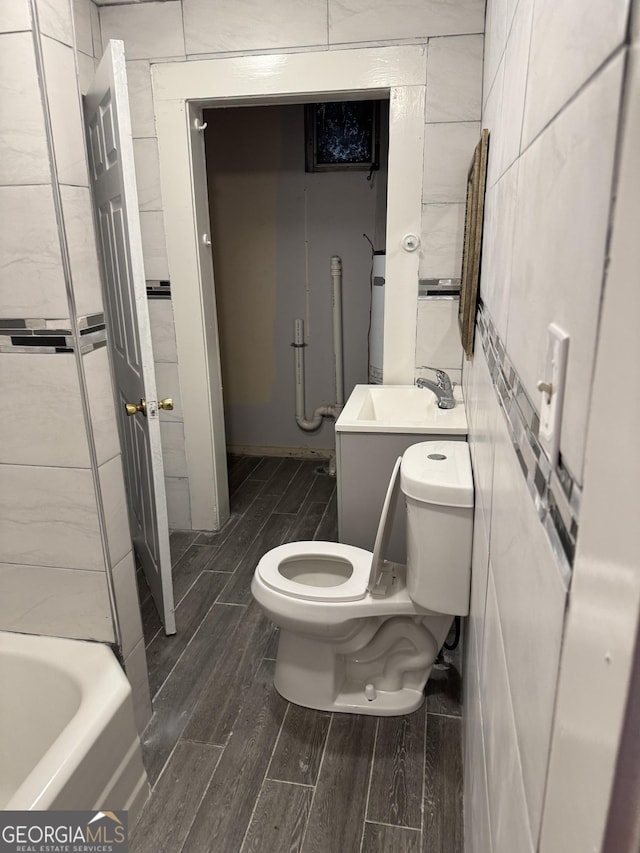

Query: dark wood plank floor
131;455;463;853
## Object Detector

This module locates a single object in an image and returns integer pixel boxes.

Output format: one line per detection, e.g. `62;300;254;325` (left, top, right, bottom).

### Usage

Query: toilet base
275;676;426;716
273;614;452;716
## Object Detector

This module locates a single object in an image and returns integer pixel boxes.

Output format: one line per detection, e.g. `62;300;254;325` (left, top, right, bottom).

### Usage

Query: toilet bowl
251;440;473;716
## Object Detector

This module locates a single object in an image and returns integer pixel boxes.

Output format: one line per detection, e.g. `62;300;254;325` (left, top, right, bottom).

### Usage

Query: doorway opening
154;46;427;531
202;101;389;465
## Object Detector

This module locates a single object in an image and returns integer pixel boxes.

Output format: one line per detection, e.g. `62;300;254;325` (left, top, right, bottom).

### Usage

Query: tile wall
0;0;151;732
97;0;485;528
462;1;632;851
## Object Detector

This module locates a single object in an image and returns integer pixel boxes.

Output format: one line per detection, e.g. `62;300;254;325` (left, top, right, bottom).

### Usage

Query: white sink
336;384;467;434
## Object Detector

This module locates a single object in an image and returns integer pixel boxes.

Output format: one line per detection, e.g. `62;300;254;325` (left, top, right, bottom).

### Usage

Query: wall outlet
538;324;569;469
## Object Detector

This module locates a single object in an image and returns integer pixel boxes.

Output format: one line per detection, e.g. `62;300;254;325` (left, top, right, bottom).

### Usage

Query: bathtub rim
0;630;133;811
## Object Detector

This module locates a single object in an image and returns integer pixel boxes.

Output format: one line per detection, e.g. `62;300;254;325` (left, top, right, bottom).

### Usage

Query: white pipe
293;255;345;432
294;318;339;431
331;255;344;409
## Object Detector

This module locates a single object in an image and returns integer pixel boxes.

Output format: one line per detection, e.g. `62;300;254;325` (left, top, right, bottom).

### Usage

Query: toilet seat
257;457;403;604
256;541;371;602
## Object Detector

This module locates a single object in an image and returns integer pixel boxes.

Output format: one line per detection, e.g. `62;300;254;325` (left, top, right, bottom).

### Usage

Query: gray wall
205;103;384;452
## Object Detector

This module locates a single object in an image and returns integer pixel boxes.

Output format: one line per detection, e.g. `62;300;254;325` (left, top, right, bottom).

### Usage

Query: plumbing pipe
330;255;344;408
293;255;345;431
293;318;339;430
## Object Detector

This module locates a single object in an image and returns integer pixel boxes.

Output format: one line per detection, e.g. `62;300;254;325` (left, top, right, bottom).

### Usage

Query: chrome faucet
416;369;456;409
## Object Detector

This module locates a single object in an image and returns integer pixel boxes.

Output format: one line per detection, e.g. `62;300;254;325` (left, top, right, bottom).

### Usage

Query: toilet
251;440;473;716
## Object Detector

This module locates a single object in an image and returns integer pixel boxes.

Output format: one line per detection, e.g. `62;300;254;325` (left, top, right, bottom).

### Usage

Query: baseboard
227;444;334;460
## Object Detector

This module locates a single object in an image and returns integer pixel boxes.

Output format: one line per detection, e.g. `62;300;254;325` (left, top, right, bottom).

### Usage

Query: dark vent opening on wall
305;100;381;173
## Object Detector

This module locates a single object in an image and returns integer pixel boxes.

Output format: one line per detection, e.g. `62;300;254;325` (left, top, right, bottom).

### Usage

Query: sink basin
335;384;467;434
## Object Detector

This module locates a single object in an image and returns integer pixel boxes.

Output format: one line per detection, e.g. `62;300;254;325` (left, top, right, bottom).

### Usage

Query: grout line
359;717;380;853
420;704;428;852
298;713;333;851
179;735;228;748
364;819;421;832
426;710;462;720
238;704;291;853
265;777;315;789
147;734;183;795
313;494;334;541
264;703;290;782
177;741;227;853
149;597;242;700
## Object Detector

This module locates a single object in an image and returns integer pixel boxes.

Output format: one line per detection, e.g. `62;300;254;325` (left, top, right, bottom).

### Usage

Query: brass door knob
125;399;146;417
158;398;174;411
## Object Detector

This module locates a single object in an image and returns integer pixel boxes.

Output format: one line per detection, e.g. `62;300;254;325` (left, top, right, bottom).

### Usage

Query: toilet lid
256;541;371;602
367;456;402;593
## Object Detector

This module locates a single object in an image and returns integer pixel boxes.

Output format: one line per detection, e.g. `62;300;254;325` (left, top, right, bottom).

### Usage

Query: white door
85;40;176;635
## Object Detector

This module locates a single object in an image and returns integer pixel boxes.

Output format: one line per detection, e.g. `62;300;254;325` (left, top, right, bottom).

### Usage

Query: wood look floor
132;455;463;853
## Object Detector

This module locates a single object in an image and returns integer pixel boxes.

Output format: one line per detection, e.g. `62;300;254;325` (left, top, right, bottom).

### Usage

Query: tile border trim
0;313;106;354
477;301;580;576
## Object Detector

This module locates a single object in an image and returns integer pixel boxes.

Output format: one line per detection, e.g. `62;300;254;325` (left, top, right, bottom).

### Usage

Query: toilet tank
401;441;473;615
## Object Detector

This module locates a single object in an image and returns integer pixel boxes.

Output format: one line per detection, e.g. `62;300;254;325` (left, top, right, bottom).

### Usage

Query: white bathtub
0;631;149;822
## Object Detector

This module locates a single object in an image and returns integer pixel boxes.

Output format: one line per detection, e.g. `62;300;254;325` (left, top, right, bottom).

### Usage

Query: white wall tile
469;501;490;660
415;298;463;370
184;0;328;55
498;0;533;173
0;353;91;467
0;0;31;32
133;137;163;211
0;561;114;641
165;476;191;529
479;160;518;340
84;346;121;466
37;0;73;46
159;421;188;477
126;59;155;138
148;298;178;363
466;695;493;853
482;0;507;105
425;35;483;123
0;33;50;185
329;0;485;44
139;211;169;279
507;55;625;480
100;0;185;61
99;453;133;570
124;637;152;733
89;0;100;58
490;410;568;840
481;571;535;853
0;464;104;570
41;35;88;186
419;203;465;278
423;121;481;202
76;49;95;95
0;185;67;318
467;342;497;541
154;361;183;421
482;51;504;188
422;122;480;204
523;0;630;147
72;0;92;56
60;184;104;315
113;550;143;658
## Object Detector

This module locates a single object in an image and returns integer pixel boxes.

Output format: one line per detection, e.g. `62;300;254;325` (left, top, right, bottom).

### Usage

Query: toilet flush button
427;453;447;460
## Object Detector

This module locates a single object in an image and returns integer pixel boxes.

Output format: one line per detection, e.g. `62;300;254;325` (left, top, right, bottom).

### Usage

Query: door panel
86;40;176;634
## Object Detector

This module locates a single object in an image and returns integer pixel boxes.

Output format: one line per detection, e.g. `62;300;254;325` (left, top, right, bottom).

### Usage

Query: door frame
153;46;427;531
